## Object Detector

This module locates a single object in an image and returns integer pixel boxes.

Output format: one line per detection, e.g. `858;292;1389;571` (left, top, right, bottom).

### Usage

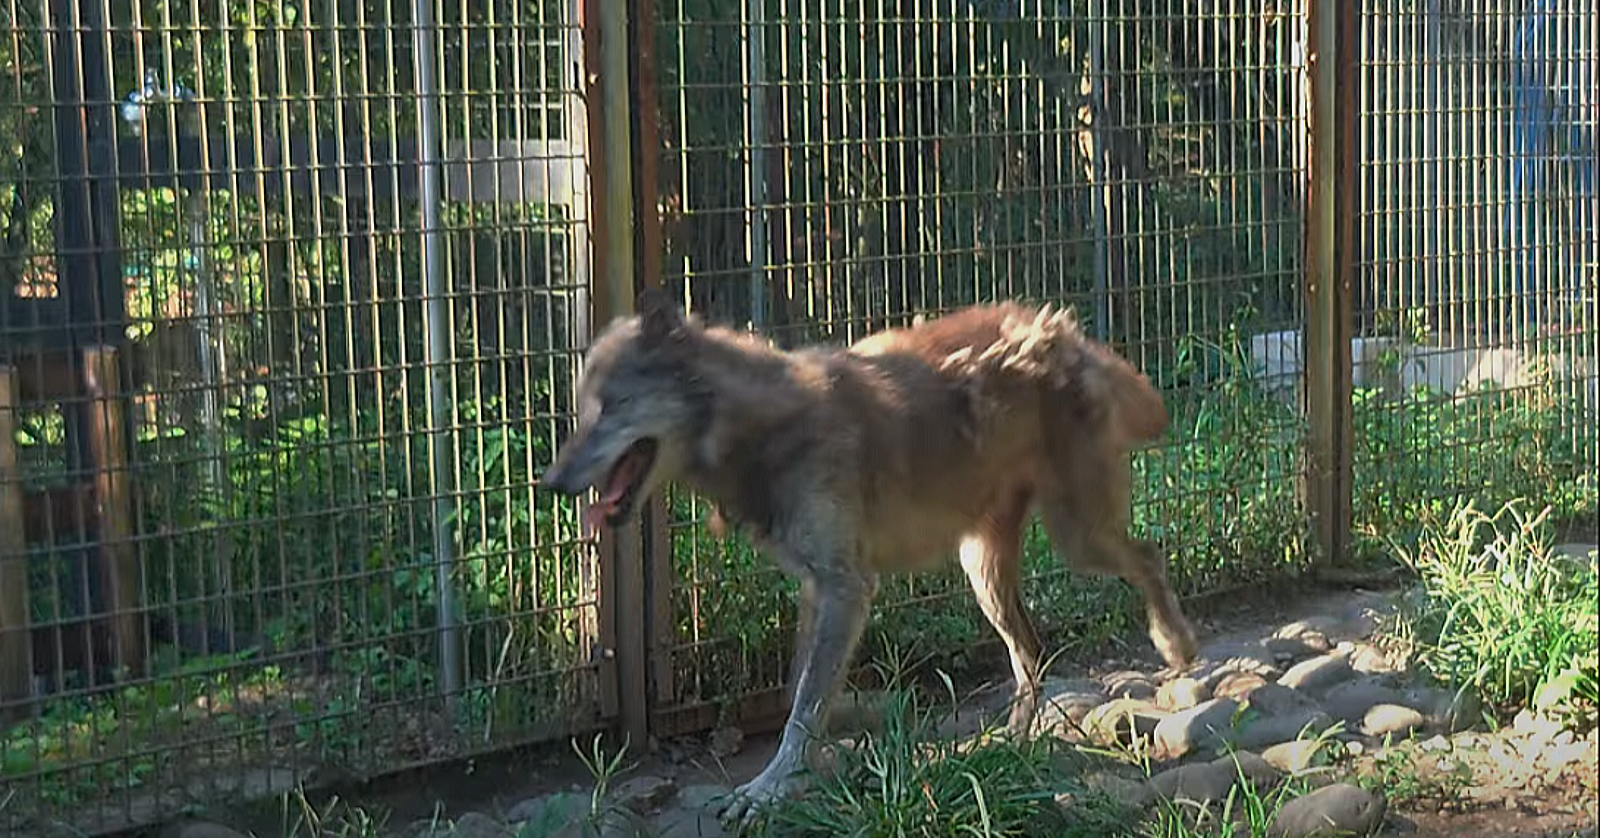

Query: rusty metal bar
744;0;770;329
1304;0;1358;567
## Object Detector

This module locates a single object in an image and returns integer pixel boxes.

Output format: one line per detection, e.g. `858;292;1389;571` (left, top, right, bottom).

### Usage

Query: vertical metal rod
746;0;769;328
1304;0;1357;568
412;0;462;703
186;187;235;647
0;366;33;717
1088;0;1111;340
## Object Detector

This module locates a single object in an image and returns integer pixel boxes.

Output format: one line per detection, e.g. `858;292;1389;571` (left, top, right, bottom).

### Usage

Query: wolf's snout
540;462;580;496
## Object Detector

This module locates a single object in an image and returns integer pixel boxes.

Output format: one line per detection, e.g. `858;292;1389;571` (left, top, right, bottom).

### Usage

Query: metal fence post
1304;0;1358;567
583;0;650;751
744;0;769;330
411;0;463;706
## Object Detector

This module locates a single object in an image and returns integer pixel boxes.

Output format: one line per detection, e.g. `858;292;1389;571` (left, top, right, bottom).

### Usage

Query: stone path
162;583;1599;838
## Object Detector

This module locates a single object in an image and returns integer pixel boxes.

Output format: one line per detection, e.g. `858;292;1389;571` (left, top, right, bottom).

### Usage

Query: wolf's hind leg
958;488;1044;737
1038;447;1198;669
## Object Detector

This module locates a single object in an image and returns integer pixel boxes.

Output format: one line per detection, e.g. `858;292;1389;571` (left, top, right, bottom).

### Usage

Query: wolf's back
851;302;1169;446
939;304;1168;445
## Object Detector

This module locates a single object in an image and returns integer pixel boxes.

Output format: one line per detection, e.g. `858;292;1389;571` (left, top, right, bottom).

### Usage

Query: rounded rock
1243;683;1322;717
1149;762;1239;804
1082;771;1157;810
1262;739;1332;775
506;791;588;828
167;824;252;838
1233;708;1335;753
1278;654;1356;696
612;774;679;814
1345;642;1399;674
1361;703;1426;739
448;813;516;838
1213;671;1271;701
1322;676;1407;724
1406;685;1481;734
1152;697;1241;760
1198;641;1283;682
1037;678;1111;730
1211;750;1282;789
1085;697;1167;747
1157;677;1211;711
1263;636;1323;665
1104;670;1159;701
1274;620;1335;653
1268;783;1386;838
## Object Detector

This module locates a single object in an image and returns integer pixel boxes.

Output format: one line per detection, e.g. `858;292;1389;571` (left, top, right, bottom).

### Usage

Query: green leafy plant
1390;498;1599;730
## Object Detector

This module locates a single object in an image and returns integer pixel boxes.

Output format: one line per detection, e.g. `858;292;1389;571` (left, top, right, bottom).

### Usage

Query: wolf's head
541;288;704;532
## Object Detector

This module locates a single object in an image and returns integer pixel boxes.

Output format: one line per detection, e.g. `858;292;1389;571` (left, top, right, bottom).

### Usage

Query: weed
748;661;1126;838
278;785;391;838
1352;378;1598;561
512;734;642;838
1389;498;1599;730
1352;741;1473;807
571;733;636;820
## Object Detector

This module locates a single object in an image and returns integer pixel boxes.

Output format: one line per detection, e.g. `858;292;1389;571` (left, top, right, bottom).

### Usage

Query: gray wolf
541;290;1199;823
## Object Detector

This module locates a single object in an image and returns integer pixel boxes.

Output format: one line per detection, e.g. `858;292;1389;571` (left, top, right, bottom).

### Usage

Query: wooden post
583;0;649;749
1;365;33;715
627;0;676;732
81;347;144;678
1304;0;1358;567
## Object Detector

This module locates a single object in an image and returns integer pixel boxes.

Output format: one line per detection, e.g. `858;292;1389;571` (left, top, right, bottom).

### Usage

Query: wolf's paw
720;769;800;827
1153;618;1200;670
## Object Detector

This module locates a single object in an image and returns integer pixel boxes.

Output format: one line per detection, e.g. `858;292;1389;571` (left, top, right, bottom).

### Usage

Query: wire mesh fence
1;0;603;833
649;0;1315;730
1351;0;1598;555
0;0;1595;834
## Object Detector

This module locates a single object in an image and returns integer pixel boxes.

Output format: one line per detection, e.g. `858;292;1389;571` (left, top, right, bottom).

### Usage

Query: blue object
1506;0;1596;331
119;66;196;136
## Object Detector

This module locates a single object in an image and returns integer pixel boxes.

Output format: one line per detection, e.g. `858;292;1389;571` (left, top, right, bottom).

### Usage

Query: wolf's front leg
720;568;874;826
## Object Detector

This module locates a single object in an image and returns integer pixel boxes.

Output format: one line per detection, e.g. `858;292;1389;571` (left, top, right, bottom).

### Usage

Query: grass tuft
1389;498;1598;731
750;666;1126;838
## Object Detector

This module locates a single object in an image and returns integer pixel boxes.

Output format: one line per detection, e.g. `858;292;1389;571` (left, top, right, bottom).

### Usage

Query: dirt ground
179;576;1596;838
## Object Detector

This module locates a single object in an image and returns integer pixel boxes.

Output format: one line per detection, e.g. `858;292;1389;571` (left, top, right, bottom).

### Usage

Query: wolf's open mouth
583;439;658;533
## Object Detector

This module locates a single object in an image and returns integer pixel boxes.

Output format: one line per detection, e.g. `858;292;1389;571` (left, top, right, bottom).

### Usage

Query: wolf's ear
636;286;682;342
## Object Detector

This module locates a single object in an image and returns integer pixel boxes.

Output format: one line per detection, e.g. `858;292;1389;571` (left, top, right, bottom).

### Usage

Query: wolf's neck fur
676;324;830;535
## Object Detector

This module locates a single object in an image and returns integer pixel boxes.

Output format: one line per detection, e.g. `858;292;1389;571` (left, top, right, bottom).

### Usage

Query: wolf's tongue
581;503;613;536
581;450;644;536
